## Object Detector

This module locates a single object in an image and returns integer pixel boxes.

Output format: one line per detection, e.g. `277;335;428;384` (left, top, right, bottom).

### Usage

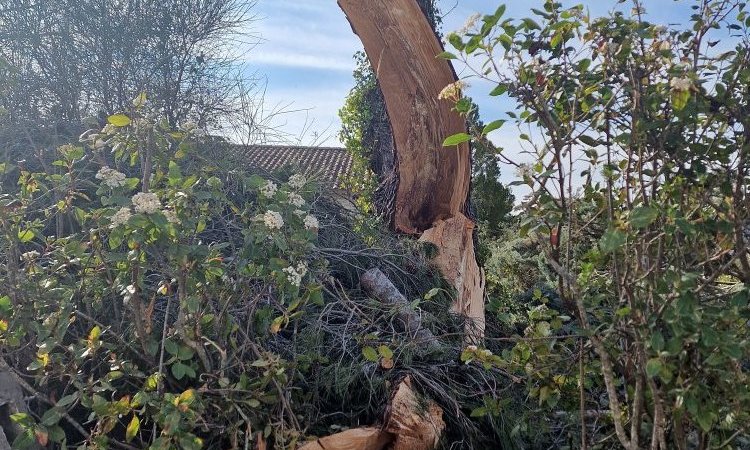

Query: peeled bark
419;215;485;338
338;0;484;337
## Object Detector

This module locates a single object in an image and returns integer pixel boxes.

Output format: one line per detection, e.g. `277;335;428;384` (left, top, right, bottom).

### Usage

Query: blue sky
244;1;697;148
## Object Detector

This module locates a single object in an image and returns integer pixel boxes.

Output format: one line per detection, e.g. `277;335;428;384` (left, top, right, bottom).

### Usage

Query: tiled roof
239;145;353;189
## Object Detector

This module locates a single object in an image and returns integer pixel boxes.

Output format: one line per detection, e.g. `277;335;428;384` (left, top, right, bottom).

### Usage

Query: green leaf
470;406;489;417
630;206;659;229
650;331;665;352
377;345;394;359
0;295;11;312
672;89;690;111
107;114;132;127
126;415;140;442
695;409;714;433
132;92;147;109
646;358;663;378
87;325;101;343
447;33;464;51
436;51;457;60
599;228;626;253
171;362;187;380
424;288;440;300
489;83;508;96
17;229;34;243
482;120;506;135
550;33;562;48
362;346;378;362
41;408;62;426
442;133;471;147
578;134;599;147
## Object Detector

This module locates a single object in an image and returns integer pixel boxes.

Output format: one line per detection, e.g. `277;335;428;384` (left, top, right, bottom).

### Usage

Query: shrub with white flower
20;250;40;261
303;214;319;231
260;181;278;198
288;174;306;189
288;193;305;208
95;166;128;188
163;209;179;224
282;265;304;287
263;211;284;230
438;80;469;102
121;284;136;305
670;76;692;91
131;192;162;214
457;13;481;34
110;207;133;228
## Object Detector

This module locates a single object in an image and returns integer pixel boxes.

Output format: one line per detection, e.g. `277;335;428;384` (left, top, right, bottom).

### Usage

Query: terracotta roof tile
239;145;353;189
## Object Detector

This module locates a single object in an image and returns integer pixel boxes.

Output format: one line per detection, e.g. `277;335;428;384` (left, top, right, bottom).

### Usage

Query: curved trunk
338;0;485;338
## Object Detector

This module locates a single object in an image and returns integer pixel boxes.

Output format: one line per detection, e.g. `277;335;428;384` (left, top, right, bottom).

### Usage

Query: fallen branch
360;268;441;354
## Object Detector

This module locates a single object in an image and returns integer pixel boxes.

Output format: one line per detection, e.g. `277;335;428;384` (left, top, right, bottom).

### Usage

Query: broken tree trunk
337;0;485;338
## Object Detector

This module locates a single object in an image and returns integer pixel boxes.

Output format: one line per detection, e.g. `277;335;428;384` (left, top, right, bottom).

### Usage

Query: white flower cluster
282;262;308;287
131;192;162;214
95;166;127;188
260;181;278;198
303;214;319;231
163;209;179;224
20;250;40;261
288;174;306;189
458;13;481;34
288;192;305;208
263;211;284;230
670;76;692;91
438;80;469;101
122;284;136;305
181;121;198;132
110;207;133;228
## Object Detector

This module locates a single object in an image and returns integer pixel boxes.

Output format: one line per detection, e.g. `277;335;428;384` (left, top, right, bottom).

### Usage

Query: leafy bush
445;1;750;448
0;102;326;449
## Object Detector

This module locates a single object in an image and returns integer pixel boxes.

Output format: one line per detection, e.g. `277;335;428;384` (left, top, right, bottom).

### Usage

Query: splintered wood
298;377;443;450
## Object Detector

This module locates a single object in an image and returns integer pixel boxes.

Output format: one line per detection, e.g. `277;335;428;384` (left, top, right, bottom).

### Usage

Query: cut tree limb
360;268;440;353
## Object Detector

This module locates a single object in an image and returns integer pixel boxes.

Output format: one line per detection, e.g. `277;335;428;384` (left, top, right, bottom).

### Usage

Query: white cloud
251;51;354;72
243;0;361;71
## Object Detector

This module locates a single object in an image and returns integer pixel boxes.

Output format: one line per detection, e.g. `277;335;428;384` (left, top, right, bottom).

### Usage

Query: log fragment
297;377;443;450
360;268;440;353
298;427;393;450
384;376;444;450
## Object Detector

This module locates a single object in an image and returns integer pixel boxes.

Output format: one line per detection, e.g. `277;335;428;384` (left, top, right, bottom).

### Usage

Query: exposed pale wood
337;0;471;235
297;378;444;450
384;376;445;450
297;427;393;450
419;214;486;338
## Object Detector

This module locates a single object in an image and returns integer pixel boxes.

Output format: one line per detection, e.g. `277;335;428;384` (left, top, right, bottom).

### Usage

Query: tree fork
337;0;485;338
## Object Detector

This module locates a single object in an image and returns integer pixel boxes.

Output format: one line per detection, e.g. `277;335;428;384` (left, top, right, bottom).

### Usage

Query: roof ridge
238;144;347;151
